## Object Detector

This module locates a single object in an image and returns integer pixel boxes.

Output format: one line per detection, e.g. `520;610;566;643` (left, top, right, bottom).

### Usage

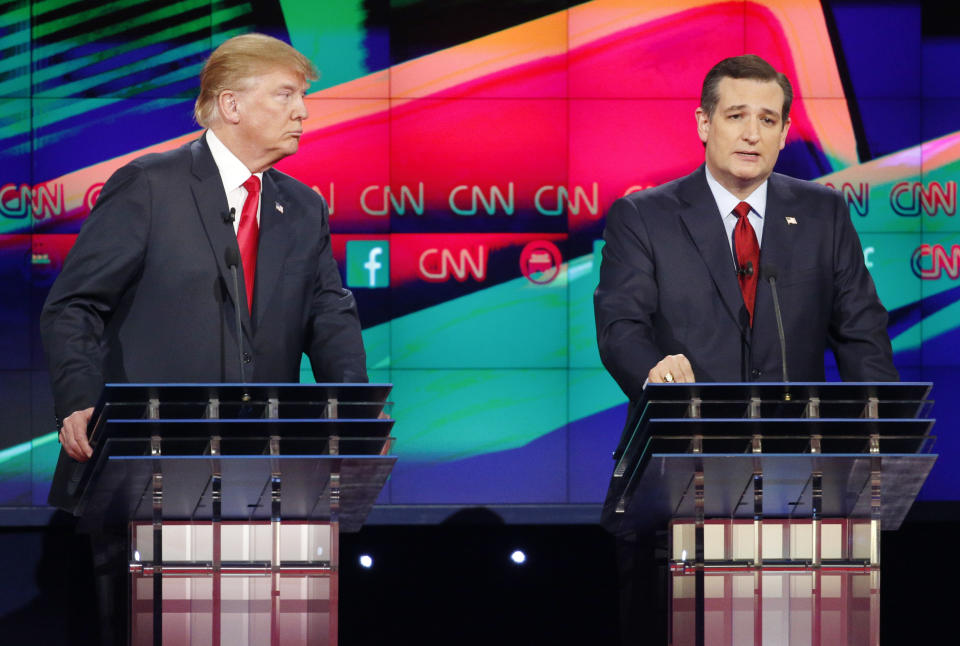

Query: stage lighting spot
133;550;141;562
359;554;374;568
510;550;526;565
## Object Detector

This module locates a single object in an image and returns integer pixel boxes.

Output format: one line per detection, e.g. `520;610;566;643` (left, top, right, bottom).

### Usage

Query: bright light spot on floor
510;550;526;565
359;554;374;568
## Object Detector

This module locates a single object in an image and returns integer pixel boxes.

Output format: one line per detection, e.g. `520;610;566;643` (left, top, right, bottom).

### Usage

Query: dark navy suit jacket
594;166;898;459
41;134;367;423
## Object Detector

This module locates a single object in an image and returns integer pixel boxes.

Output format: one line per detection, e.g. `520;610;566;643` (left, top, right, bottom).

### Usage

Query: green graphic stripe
0;51;29;86
893;301;960;353
344;253;623;460
0;437;33;463
33;98;183;148
32;17;212;88
0;99;30;140
0;432;58;490
0;5;29;51
279;0;372;88
33;0;207;43
210;6;256;34
390;369;568;460
33;38;210;96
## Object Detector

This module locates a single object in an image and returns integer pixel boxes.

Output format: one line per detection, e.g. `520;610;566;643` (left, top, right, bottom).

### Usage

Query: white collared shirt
704;166;767;262
206;129;263;234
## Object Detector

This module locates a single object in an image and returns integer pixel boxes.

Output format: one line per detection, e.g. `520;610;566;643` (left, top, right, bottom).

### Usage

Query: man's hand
648;354;695;384
59;407;94;462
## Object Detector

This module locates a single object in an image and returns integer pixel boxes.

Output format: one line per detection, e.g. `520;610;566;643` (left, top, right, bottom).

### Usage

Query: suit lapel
757;173;797;281
253;171;292;330
754;173;801;343
677;168;751;333
189;135;253;337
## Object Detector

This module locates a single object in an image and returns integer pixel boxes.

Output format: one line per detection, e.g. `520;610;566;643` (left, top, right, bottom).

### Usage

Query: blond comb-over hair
194;33;318;127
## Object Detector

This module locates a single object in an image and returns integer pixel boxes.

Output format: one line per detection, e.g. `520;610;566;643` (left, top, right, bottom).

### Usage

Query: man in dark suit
42;32;367;462
593;54;897;645
41;33;368;646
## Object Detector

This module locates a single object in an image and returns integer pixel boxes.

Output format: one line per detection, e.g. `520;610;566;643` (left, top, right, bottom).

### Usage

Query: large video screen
1;0;958;515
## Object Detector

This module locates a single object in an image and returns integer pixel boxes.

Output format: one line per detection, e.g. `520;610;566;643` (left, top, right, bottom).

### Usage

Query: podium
49;383;395;646
607;383;936;646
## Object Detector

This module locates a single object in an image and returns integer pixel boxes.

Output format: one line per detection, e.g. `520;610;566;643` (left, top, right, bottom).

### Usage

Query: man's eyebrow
722;104;780;118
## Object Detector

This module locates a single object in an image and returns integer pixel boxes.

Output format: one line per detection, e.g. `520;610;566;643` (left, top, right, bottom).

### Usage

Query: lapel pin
275;202;284;213
785;216;797;225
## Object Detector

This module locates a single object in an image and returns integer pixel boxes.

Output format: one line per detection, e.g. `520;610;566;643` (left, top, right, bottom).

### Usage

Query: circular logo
519;240;562;285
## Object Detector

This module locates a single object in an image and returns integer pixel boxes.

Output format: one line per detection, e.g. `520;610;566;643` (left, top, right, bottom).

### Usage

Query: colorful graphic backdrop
1;0;958;517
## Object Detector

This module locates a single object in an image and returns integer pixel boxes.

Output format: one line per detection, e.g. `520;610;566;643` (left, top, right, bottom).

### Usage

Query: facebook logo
346;240;390;288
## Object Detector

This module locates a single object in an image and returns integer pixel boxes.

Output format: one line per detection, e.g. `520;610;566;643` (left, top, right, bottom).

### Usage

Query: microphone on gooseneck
736;261;754;278
224;248;250;399
222;207;236;224
761;264;789;384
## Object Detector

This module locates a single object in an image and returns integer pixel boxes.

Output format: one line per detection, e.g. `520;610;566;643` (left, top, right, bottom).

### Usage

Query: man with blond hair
43;32;367;465
41;32;368;645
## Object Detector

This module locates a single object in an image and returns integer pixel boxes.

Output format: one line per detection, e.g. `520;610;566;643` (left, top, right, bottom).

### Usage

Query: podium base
670;568;879;646
129;521;338;646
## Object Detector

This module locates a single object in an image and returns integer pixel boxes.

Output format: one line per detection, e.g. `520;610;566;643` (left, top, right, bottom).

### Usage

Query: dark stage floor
0;503;957;645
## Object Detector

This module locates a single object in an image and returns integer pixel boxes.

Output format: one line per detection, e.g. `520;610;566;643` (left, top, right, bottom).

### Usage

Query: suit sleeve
40;163;152;419
828;193;899;381
594;197;666;402
304;196;368;383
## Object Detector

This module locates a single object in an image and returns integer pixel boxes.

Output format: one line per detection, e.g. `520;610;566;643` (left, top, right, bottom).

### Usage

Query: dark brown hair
700;54;793;123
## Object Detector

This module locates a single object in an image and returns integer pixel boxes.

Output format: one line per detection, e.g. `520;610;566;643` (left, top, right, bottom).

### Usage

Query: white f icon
364;247;383;286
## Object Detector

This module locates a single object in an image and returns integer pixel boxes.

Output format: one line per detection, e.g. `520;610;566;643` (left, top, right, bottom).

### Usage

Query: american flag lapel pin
275;202;284;214
785;216;797;225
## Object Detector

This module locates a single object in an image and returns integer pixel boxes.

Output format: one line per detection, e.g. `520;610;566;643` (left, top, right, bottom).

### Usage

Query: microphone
224;247;250;399
736;261;754;277
761;264;789;384
222;207;236;224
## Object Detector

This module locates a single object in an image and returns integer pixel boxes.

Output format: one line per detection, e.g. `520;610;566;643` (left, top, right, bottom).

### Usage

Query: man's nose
742;118;760;142
293;95;308;119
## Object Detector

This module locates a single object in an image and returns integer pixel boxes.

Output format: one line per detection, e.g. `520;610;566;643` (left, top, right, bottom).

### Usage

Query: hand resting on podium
58;407;94;462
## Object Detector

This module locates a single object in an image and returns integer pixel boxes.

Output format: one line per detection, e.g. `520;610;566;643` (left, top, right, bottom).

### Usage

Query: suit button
242;353;252;364
751;368;762;378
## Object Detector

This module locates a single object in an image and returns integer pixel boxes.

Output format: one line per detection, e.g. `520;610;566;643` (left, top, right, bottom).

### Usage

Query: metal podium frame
606;382;936;646
49;382;395;646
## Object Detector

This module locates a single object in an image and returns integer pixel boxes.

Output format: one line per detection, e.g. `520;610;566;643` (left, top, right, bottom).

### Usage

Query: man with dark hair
594;54;896;644
699;53;793;122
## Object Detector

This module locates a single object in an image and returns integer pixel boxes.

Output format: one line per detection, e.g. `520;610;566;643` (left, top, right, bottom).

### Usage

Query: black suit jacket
594;166;897;458
41;134;367;422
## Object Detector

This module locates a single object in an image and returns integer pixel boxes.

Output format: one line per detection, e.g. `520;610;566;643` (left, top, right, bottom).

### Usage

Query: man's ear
217;90;241;125
695;106;709;145
778;117;792;150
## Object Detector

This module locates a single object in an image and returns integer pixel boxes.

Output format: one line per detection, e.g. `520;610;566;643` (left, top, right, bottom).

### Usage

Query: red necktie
733;201;759;326
237;175;260;314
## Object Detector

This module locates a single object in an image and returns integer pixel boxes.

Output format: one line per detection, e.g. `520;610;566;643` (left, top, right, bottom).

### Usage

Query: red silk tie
237;175;260;314
733;201;759;326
